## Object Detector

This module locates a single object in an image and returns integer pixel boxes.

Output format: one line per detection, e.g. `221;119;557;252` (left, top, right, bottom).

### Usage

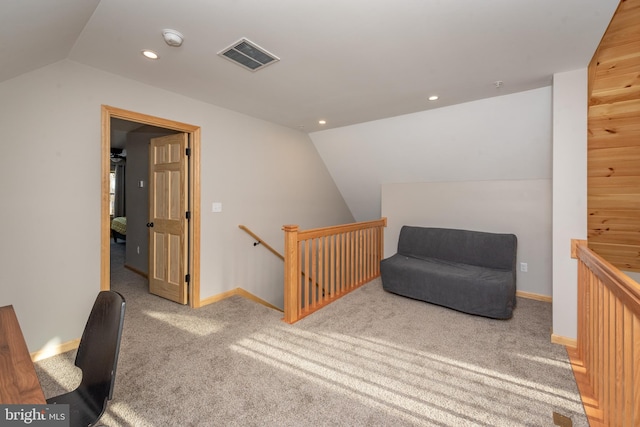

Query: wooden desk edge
0;305;46;404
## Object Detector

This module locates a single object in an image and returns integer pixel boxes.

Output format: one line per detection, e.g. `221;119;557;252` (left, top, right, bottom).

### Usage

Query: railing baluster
345;231;350;290
311;238;317;307
359;229;363;285
602;286;608;420
607;288;614;423
363;229;368;279
344;231;350;289
323;236;326;300
336;234;344;294
354;230;358;286
354;230;359;286
369;228;374;278
298;239;303;313
624;306;633;425
633;315;640;426
592;271;599;403
589;273;596;399
360;229;365;284
340;232;345;293
331;234;337;297
615;298;623;425
350;230;355;288
304;239;310;310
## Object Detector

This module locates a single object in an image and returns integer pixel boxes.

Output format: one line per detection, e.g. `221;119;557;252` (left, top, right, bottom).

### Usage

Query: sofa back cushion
397;226;517;270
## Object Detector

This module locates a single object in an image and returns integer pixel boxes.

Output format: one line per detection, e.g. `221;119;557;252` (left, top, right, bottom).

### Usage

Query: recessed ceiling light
318;120;327;125
428;95;439;101
142;50;159;60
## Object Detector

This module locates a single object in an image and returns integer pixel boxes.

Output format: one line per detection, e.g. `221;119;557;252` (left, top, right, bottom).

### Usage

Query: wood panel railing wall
283;218;387;324
588;0;640;272
569;239;640;426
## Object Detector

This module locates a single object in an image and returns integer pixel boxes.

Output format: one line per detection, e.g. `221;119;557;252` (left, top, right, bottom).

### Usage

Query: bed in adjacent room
111;217;126;242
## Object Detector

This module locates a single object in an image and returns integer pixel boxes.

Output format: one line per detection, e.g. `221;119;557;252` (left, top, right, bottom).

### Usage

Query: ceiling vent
218;38;279;72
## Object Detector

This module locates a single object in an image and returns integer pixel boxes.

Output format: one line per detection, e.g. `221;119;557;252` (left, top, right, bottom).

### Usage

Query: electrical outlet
520;262;528;272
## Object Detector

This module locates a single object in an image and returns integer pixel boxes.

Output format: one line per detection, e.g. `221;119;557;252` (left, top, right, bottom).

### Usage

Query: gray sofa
380;226;517;319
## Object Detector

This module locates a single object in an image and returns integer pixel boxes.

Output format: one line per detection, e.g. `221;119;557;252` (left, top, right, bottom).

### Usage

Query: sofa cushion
381;254;516;319
397;226;517;271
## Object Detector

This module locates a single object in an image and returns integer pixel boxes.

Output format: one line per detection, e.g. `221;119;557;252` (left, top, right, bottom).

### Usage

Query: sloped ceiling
0;0;100;82
1;0;619;131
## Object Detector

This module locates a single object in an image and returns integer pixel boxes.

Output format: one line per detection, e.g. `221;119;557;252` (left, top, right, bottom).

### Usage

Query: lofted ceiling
1;0;619;132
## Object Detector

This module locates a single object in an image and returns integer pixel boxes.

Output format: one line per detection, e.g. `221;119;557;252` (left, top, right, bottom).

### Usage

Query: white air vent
218;38;280;72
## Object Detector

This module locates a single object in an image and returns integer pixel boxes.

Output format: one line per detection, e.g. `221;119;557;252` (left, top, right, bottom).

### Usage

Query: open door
148;133;189;304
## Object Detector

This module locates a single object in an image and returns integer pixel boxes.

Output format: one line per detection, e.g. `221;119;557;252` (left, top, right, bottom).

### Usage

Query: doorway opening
101;105;202;307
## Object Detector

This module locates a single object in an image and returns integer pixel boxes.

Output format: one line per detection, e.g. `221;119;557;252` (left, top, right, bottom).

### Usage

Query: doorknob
146;222;154;228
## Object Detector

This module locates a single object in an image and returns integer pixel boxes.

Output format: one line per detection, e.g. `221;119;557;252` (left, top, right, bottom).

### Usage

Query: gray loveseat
380;226;517;319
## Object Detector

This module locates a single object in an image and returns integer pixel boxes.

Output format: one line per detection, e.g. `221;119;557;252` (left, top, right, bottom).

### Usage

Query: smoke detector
162;29;184;47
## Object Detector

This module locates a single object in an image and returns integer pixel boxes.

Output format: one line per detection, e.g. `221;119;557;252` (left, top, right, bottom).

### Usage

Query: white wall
551;68;588;340
626;271;640;283
310;87;553;221
0;60;353;351
382;179;552;296
623;271;640;283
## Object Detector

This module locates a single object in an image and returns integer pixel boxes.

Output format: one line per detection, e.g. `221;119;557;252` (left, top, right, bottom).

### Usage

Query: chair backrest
74;291;126;403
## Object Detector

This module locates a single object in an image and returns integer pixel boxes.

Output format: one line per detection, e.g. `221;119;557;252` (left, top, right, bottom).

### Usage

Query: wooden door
148;133;189;304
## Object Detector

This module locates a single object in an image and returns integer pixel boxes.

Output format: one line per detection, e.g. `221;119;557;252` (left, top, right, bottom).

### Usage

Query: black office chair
47;291;126;427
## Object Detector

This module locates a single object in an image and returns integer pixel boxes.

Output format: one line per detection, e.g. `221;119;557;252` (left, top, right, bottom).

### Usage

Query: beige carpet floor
34;242;587;426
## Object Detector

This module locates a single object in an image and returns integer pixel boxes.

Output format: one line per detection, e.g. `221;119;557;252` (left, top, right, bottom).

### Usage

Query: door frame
101;105;202;307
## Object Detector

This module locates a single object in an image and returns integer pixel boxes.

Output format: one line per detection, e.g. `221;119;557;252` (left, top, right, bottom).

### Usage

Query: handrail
239;224;321;293
576;244;640;316
296;218;389;240
283;218;387;324
238;225;284;260
569;239;640;426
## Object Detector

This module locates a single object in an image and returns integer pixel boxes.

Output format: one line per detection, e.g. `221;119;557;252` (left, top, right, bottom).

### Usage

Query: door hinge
185;147;191;156
186;211;191;220
185;274;191;283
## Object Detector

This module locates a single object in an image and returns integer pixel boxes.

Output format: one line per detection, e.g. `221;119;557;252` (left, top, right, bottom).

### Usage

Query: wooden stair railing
283;218;387;324
569;239;640;426
238;225;284;260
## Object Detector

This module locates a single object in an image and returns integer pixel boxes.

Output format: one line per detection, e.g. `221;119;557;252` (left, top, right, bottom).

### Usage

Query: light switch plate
212;202;222;213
